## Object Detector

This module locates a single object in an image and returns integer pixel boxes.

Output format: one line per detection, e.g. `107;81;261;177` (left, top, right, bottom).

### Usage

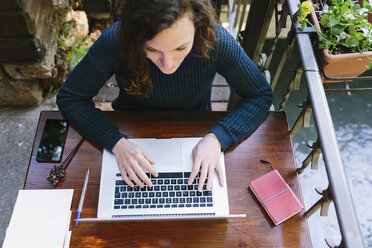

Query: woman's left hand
188;133;225;191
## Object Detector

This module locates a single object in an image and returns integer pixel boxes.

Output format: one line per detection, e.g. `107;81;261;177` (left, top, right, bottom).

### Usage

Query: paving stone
95;102;114;111
93;84;120;102
213;73;229;86
212;102;228;111
211;86;230;101
0;95;58;248
0;224;8;247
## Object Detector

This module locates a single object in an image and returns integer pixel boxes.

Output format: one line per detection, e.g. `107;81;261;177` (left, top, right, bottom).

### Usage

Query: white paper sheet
3;189;74;248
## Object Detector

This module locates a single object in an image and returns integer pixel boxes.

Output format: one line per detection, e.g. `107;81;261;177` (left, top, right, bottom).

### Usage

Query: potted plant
297;0;372;81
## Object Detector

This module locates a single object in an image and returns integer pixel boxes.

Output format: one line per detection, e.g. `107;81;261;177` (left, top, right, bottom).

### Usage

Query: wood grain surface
24;111;312;248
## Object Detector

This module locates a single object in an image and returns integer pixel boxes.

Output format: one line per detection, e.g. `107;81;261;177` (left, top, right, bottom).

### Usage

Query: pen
75;169;89;226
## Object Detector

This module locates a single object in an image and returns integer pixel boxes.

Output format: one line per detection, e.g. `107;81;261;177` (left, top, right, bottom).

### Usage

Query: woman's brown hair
119;0;217;97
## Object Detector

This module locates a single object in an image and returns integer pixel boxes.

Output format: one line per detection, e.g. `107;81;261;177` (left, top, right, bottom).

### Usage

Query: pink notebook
249;170;304;225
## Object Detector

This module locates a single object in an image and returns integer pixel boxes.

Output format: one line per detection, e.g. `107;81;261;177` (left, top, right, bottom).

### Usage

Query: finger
143;151;156;165
216;164;225;187
116;158;134;187
133;158;153;187
120;169;134;187
198;162;208;192
126;165;144;188
189;156;201;185
139;156;158;178
206;165;215;191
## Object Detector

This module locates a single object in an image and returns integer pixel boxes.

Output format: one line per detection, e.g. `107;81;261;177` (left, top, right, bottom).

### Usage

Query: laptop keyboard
113;172;214;210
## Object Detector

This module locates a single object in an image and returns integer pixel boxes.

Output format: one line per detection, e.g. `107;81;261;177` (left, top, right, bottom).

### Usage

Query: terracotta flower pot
307;0;372;81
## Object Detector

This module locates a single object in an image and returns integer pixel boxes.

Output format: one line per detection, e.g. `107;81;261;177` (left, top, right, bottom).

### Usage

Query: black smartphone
36;119;69;163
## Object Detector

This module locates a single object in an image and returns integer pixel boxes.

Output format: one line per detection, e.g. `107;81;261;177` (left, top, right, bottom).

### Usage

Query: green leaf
332;24;344;34
340;5;349;14
344;36;359;47
367;63;372;70
355;32;365;41
320;15;329;27
352;3;361;14
65;51;72;62
348;26;359;36
63;23;70;36
328;15;339;26
364;1;372;11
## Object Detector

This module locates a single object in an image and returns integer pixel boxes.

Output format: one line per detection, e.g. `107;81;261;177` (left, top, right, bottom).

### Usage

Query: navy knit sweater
56;22;273;152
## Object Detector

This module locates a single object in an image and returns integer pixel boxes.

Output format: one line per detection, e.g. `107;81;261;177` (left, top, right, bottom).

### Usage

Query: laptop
82;138;245;221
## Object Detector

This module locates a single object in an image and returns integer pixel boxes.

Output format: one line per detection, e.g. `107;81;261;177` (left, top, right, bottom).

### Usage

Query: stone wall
0;0;89;106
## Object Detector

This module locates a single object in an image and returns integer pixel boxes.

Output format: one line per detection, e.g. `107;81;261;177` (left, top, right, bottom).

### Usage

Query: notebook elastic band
261;188;289;205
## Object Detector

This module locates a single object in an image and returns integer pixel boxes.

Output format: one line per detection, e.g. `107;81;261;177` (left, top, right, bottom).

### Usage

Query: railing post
305;187;333;218
264;2;289;70
270;30;296;90
297;137;322;174
289;97;312;138
279;66;303;111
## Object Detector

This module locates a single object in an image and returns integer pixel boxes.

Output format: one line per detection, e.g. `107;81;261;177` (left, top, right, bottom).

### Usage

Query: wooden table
25;111;312;247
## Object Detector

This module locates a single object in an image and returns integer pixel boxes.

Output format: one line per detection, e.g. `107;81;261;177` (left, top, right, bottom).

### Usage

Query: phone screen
36;119;69;163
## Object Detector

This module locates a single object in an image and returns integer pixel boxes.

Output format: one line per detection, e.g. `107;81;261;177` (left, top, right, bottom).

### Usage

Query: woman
57;0;273;191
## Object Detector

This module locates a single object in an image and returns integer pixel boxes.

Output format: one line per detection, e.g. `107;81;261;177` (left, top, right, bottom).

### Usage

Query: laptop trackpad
131;140;182;172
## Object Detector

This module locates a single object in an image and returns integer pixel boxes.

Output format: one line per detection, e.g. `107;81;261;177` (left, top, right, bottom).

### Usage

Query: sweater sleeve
209;26;274;151
56;22;127;151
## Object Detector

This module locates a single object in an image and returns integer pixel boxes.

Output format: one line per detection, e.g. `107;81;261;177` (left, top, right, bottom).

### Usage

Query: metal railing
289;1;364;245
223;0;365;247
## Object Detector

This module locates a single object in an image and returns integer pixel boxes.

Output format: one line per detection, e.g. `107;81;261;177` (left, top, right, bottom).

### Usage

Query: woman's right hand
112;138;158;188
